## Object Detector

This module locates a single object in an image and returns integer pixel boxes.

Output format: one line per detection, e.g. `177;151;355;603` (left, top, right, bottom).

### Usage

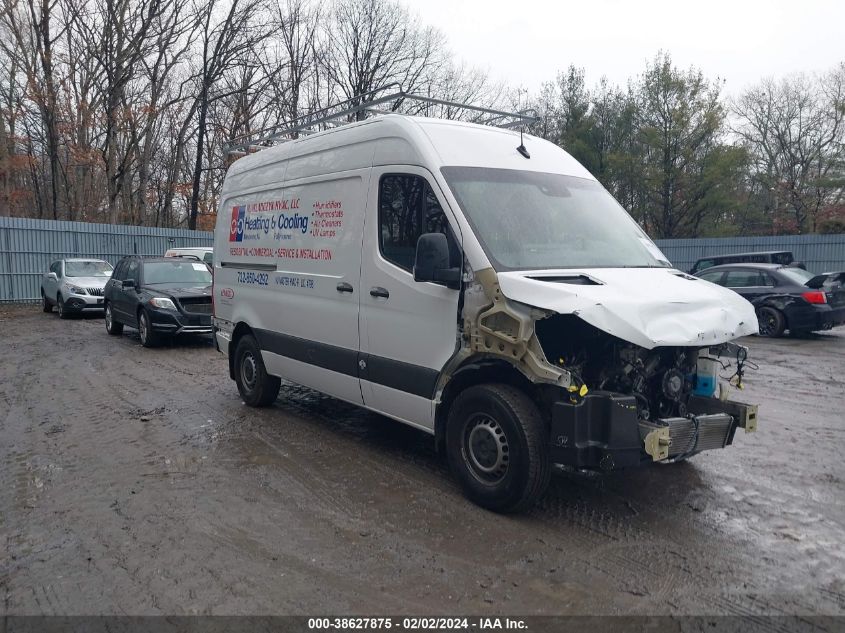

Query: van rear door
358;167;462;431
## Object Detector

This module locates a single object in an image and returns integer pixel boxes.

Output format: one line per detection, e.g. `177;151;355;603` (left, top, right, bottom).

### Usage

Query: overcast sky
400;0;844;95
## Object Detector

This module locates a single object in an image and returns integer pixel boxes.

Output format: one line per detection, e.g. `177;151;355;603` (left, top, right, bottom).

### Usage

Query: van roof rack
224;85;539;156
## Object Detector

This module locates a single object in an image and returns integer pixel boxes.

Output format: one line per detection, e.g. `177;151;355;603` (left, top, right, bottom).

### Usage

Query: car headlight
67;285;86;295
149;297;177;310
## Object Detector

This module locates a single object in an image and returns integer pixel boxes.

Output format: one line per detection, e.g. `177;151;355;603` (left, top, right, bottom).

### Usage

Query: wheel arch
229;321;257;380
434;356;538;454
752;294;798;321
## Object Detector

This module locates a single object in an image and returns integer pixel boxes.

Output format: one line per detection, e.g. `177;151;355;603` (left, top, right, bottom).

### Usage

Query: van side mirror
123;279;136;289
48;272;58;281
413;233;461;289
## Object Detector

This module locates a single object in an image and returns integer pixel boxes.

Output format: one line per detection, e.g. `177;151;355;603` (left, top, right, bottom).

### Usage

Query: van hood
496;268;758;349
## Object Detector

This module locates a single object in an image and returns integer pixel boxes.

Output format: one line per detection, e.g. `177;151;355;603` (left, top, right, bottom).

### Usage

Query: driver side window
378;174;458;273
126;260;140;284
113;261;128;282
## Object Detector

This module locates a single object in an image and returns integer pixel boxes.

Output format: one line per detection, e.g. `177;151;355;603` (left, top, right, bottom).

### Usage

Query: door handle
370;286;389;298
336;282;354;293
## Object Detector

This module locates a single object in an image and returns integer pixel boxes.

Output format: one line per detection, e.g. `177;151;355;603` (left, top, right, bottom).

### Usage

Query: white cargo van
165;246;213;265
212;107;759;512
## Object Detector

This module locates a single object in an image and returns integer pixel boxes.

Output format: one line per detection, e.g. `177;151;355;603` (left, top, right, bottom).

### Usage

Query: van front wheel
234;335;280;407
446;384;550;513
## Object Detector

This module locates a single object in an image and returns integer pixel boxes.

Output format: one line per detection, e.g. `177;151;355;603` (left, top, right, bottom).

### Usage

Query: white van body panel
214;160;373;404
415;119;595;178
357;165;463;431
496;268;759;349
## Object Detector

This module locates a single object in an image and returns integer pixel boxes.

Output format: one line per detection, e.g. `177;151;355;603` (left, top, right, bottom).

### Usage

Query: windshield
144;261;212;285
778;267;815;285
440;167;670;270
65;260;113;277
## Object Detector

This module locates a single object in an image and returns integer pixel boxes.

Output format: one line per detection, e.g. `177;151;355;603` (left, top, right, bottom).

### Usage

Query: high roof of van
222;115;594;194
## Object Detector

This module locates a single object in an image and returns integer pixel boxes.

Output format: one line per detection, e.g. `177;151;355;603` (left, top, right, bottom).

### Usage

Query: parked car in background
696;263;845;337
689;250;799;275
164;247;213;266
103;256;213;347
41;258;114;318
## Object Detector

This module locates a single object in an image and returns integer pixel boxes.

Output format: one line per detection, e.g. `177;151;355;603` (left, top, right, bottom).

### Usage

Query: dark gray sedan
696;263;845;337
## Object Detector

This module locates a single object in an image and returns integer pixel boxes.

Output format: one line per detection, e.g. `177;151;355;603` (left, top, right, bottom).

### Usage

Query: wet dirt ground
0;303;843;617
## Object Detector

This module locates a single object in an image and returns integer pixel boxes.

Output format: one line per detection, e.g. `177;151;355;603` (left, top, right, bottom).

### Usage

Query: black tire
234;334;280;407
757;306;786;338
42;290;52;313
446;383;550;513
104;302;123;335
138;308;159;347
57;294;69;319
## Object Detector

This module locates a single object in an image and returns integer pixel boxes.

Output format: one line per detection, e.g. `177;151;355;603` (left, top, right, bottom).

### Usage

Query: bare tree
403;61;502;121
273;0;320;128
186;0;271;229
321;0;444;118
84;0;167;220
0;0;70;218
733;65;845;233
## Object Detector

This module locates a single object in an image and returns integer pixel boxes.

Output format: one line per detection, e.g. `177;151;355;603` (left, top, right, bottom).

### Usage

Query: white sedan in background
41;258;114;318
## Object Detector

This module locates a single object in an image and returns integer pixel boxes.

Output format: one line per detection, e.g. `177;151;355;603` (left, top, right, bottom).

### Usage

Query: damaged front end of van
433;165;760;472
442;266;759;471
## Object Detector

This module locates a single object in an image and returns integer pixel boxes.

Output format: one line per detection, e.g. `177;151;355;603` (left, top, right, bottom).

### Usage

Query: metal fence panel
0;217;213;302
654;234;845;274
3;216;844;302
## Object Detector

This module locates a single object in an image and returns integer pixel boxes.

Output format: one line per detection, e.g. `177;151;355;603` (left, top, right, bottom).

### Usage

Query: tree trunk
188;84;209;230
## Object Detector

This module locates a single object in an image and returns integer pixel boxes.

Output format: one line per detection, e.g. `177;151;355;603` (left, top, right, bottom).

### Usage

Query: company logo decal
229;205;245;242
219;287;235;299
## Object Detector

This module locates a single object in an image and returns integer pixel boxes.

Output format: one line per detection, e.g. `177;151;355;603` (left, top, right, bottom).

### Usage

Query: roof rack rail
223;85;539;156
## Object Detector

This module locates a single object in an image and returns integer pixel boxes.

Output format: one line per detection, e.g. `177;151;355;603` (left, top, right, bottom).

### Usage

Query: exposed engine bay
454;269;758;468
535;314;750;421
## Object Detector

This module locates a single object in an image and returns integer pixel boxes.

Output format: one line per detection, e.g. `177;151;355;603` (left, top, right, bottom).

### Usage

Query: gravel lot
1;303;843;617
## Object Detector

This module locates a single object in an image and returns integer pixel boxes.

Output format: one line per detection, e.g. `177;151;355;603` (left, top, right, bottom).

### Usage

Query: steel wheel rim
105;306;112;329
57;297;63;316
241;351;258;391
463;414;509;484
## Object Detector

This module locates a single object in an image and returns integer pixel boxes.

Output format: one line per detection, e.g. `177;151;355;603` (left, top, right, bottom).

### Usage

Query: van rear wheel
234;335;280;407
446;384;550;513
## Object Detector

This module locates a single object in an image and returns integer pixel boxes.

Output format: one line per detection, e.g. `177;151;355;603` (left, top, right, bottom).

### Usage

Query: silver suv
41;258;114;318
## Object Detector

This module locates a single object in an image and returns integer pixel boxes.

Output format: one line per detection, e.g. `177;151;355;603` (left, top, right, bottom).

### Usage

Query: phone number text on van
236;271;269;286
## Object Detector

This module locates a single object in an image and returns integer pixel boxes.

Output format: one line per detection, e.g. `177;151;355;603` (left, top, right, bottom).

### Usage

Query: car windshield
778;267;815;285
65;260;113;277
440;167;671;270
144;261;212;285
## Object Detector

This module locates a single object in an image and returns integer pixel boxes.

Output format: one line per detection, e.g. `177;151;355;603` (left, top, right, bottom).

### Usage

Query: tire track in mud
2;306;844;615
